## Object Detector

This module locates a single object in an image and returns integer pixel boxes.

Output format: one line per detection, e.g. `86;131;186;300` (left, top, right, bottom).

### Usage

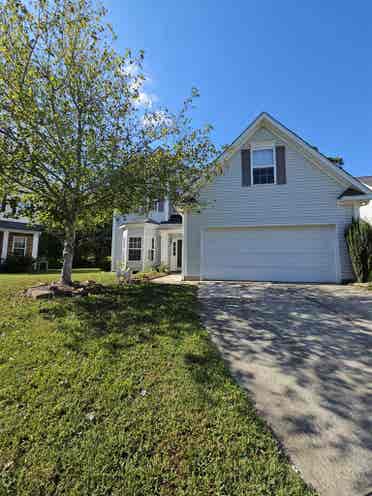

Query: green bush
1;255;35;273
155;263;170;273
345;220;372;282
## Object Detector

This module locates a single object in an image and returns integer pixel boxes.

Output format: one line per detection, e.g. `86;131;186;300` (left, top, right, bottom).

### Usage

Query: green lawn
0;270;315;495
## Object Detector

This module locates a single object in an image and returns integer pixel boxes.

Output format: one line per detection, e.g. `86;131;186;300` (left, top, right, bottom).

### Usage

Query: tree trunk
60;224;76;285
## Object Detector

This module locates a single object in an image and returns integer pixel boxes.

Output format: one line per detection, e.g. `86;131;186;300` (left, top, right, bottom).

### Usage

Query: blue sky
105;0;372;177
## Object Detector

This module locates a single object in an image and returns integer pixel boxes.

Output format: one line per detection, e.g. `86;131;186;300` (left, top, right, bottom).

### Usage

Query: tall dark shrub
345;220;372;282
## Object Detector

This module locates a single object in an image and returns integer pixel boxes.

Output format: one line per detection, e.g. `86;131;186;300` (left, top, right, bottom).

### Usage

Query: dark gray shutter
241;149;251;186
276;146;286;184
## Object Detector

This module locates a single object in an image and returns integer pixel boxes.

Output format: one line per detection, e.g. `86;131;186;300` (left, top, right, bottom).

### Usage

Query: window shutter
241;149;251;186
276;146;286;184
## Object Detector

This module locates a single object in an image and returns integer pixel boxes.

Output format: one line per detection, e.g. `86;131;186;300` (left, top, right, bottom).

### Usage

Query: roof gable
218;112;370;195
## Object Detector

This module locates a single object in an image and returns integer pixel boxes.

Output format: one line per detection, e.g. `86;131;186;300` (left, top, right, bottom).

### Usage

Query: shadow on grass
39;283;201;356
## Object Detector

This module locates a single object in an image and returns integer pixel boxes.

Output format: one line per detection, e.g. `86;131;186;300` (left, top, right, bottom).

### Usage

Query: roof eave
337;193;372;206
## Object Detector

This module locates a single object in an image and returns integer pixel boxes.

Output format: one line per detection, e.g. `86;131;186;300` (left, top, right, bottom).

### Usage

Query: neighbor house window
252;147;275;185
12;236;27;256
128;237;142;261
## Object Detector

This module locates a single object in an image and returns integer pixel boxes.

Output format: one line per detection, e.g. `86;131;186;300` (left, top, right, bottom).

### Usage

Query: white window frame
128;237;142;261
12;235;27;256
251;143;277;186
149;237;155;261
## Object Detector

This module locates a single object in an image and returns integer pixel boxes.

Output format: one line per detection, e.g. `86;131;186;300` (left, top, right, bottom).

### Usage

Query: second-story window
252;147;276;185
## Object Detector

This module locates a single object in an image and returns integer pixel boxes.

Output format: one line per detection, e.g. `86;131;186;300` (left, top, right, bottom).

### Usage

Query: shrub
155;263;170;274
1;255;35;273
345;220;372;282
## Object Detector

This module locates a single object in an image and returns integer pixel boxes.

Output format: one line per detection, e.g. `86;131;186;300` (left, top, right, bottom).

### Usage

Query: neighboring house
0;205;42;262
112;112;372;283
358;176;372;224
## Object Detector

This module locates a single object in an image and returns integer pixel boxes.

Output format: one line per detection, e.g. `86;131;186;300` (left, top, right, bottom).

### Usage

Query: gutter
337;194;372;206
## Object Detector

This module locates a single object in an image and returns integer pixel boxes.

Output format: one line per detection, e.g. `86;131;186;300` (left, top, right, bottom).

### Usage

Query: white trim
337;194;372;206
203;222;336;231
334;224;342;283
122;229;128;269
182;212;188;277
31;232;40;258
1;231;8;259
0;228;41;235
170;236;183;271
200;228;205;281
250;144;276;185
218;112;370;194
111;214;117;271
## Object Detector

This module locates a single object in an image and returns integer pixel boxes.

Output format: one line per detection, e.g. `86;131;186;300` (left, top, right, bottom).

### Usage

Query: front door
170;238;182;271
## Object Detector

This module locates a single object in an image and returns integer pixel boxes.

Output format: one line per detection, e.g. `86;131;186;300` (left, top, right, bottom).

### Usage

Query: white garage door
202;226;337;283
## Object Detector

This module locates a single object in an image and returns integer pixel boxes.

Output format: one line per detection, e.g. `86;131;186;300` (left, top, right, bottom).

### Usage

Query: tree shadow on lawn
40;283;233;401
39;283;201;356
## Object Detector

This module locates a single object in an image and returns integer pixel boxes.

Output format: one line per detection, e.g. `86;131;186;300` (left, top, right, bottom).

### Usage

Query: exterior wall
111;200;174;271
185;125;354;281
143;224;160;269
121;199;171;225
124;226;145;271
111;215;125;271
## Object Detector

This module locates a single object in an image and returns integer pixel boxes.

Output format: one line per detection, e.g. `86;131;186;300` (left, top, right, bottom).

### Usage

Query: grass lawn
0;270;315;495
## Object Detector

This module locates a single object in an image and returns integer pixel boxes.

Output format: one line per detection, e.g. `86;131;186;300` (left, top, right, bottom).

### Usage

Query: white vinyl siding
185;126;354;281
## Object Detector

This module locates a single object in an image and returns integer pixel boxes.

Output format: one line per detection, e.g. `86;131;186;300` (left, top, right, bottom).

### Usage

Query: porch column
122;230;128;269
1;231;9;260
32;232;40;259
160;232;169;266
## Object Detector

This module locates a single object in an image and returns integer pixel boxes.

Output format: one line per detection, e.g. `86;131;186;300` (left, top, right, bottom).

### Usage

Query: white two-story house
111;112;372;283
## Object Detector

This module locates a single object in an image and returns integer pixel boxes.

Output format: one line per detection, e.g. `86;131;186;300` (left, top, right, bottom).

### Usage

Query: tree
0;0;217;284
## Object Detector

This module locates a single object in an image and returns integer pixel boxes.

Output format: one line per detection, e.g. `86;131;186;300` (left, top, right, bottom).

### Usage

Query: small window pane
253;167;275;185
252;148;274;166
13;236;26;256
128;237;142;261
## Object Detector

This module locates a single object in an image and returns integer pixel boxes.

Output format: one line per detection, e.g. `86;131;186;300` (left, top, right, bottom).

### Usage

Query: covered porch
0;220;41;262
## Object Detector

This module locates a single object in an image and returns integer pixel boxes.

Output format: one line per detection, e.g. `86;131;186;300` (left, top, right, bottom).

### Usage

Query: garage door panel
202;226;336;283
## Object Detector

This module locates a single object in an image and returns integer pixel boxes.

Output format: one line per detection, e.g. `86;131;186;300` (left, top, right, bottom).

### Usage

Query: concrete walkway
199;282;372;496
151;274;197;285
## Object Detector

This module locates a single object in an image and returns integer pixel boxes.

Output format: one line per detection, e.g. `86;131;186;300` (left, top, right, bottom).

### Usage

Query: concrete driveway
199;282;372;496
